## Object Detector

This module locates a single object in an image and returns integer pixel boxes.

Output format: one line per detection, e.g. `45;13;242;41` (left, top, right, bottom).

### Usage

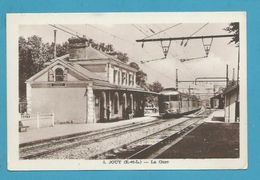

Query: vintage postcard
7;12;247;170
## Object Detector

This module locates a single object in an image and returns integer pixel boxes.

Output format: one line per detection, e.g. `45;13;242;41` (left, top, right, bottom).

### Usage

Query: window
128;74;131;86
113;70;117;84
118;71;121;84
122;72;126;85
125;73;128;85
55;68;64;81
170;95;179;101
161;95;170;101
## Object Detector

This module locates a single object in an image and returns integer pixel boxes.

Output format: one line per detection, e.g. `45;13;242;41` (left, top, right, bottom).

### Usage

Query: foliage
88;39;129;63
114;52;128;63
148;81;164;93
145;81;164;108
19;36;69;100
136;70;147;87
19;35;146;100
224;22;239;45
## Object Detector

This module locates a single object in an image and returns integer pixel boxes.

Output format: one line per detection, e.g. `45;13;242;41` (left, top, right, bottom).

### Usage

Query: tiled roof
83;46;111;60
67;62;106;81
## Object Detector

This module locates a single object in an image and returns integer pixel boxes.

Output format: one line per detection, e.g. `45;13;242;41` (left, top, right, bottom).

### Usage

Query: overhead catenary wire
49;24;84;39
139;24;198;80
87;24;134;44
58;24;86;38
132;24;178;63
179;23;211;62
85;24;201;87
132;24;149;37
135;24;199;83
136;24;181;57
190;23;209;38
143;23;182;40
86;24;157;62
50;24;210;91
49;24;140;63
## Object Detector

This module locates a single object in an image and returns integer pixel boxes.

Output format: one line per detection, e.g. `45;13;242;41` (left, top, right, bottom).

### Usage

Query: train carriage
158;88;201;117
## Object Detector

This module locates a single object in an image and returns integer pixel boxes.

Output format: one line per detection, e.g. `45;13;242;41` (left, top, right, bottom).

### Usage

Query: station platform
157;122;239;158
156;109;239;158
19;115;159;145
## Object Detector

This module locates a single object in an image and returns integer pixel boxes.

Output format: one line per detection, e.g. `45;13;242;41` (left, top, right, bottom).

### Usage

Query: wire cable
143;23;182;40
49;24;83;39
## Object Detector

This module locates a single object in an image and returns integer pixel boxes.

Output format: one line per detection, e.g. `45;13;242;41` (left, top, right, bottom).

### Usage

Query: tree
105;44;114;53
19;35;51;100
19;35;69;100
136;70;147;87
148;81;164;93
19;37;32;101
224;22;239;45
56;41;69;57
99;42;105;51
116;52;129;63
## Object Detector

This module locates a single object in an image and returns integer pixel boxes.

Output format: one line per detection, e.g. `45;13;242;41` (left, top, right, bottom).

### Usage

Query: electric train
158;88;201;117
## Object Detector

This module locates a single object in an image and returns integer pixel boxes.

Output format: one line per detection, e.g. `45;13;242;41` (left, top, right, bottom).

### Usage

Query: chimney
54;30;57;58
68;37;89;60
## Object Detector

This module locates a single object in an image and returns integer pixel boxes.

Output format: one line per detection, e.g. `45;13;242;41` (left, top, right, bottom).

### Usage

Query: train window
170;95;179;101
161;95;170;101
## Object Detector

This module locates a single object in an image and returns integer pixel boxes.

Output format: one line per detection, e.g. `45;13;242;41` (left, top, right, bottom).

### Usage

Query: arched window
55;68;64;81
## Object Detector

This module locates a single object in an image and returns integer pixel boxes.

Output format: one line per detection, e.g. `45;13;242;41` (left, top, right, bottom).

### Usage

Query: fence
20;113;55;129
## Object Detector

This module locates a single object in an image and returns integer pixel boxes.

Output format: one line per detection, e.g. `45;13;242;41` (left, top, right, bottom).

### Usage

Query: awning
92;85;159;95
223;84;239;95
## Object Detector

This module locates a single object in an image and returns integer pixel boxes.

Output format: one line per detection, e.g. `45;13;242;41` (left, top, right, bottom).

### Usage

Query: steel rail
92;109;207;159
19;118;172;159
128;118;203;159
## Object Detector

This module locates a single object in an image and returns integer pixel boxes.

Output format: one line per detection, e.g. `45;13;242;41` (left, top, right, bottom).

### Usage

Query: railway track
20;117;175;159
92;113;207;159
129;118;203;159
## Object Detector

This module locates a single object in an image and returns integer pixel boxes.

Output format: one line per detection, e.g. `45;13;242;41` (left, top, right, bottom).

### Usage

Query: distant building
26;38;150;124
210;93;224;109
223;83;239;123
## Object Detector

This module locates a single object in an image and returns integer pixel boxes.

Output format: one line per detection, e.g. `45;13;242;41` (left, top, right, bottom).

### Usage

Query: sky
19;23;239;96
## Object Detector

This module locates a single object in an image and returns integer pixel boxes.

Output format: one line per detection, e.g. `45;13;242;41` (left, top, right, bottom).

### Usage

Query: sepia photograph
7;12;247;170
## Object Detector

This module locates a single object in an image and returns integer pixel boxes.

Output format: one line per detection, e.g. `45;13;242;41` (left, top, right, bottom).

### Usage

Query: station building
223;82;239;123
26;38;149;124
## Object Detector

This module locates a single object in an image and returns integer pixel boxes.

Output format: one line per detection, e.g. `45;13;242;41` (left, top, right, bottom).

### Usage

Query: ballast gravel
41;117;190;159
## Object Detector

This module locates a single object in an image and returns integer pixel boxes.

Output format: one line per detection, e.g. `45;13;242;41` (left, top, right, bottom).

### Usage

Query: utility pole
213;85;216;96
54;29;57;58
226;64;229;87
232;68;235;82
188;85;191;110
176;69;178;90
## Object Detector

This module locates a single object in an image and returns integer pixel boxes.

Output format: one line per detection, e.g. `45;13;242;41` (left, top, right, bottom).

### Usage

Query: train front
158;88;180;117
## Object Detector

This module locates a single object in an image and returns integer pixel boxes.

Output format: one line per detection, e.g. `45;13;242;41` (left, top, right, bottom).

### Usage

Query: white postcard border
7;12;247;170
